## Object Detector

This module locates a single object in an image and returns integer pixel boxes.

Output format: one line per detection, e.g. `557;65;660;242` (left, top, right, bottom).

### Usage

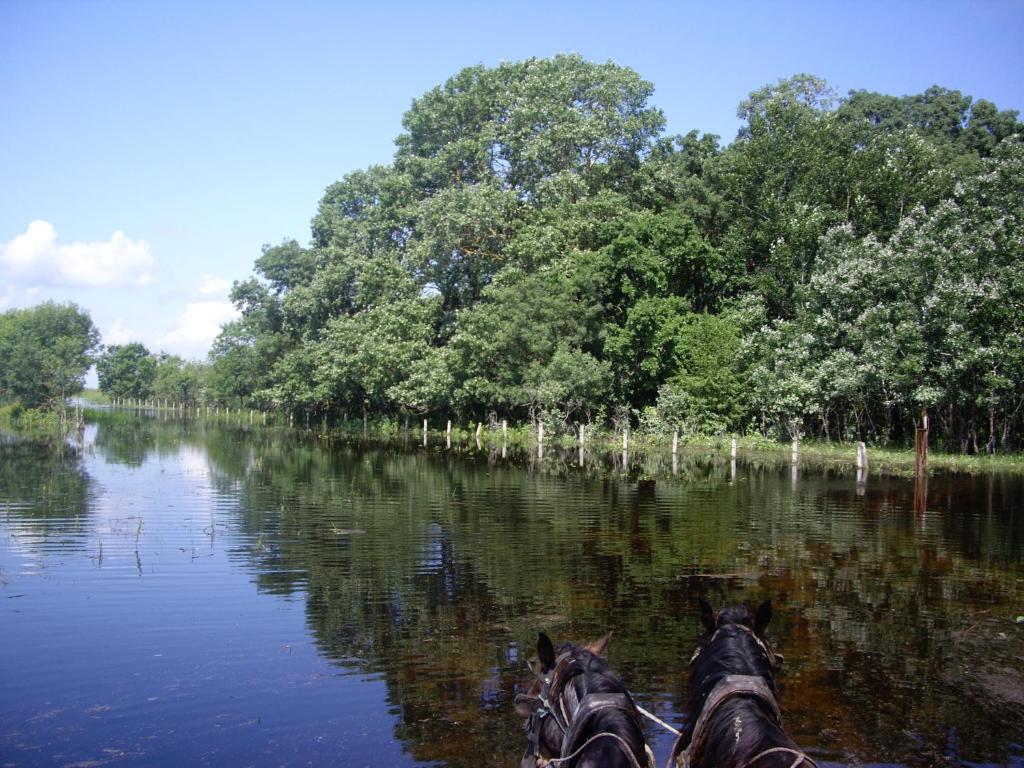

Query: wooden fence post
915;410;929;477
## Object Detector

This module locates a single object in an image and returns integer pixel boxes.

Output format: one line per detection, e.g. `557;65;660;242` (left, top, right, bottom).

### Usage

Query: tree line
202;58;1021;452
9;57;1023;452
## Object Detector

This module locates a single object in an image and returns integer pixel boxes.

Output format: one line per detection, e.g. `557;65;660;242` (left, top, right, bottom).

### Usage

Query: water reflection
0;441;93;547
0;412;1022;768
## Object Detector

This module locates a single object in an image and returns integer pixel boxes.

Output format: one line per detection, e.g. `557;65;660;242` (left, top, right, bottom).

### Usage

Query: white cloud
0;285;14;310
159;300;239;358
0;220;155;288
103;317;142;346
197;274;232;296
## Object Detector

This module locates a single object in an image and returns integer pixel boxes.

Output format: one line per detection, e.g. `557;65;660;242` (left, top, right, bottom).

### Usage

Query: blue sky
2;0;1022;364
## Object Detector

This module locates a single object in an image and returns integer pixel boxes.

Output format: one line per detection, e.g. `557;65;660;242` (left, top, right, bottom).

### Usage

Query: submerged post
672;429;679;456
731;438;737;459
791;436;799;463
423;418;428;447
915;410;929;477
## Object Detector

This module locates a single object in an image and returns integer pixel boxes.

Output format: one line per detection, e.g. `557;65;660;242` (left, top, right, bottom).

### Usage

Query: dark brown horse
667;599;816;768
515;631;653;768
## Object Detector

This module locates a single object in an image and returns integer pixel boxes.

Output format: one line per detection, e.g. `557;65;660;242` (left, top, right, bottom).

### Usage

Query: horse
667;599;816;768
515;631;654;768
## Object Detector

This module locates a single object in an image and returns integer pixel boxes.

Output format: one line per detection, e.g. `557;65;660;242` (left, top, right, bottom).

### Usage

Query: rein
737;747;818;768
538;731;647;768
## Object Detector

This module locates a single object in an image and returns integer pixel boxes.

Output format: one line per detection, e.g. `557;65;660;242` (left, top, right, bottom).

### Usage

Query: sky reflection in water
1;413;1022;767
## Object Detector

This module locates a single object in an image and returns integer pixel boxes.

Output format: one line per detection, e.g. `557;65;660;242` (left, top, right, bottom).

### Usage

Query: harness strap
540;652;581;734
737;746;819;768
539;731;648;768
560;693;641;760
668;674;782;768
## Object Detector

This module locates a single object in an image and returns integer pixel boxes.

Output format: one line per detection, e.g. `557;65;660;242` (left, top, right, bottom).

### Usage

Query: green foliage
205;57;1023;452
151;355;206;404
0;302;99;412
654;312;748;435
97;342;157;399
445;266;601;418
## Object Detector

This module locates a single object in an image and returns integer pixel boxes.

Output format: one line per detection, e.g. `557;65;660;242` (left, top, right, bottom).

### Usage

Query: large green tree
0;302;99;415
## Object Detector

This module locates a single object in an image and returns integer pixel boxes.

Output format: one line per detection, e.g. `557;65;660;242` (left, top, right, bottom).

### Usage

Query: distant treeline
94;58;1024;452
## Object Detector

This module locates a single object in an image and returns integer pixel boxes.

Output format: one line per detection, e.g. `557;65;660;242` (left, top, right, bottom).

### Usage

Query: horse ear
755;600;773;634
587;631;612;657
537;632;556;672
698;597;715;633
514;693;541;717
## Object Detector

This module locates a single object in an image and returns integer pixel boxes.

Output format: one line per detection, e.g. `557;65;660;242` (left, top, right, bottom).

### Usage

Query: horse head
515;631;649;768
672;599;813;768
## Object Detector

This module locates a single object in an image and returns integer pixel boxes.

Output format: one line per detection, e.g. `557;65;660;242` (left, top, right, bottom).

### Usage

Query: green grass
78;389;111;405
0;403;62;439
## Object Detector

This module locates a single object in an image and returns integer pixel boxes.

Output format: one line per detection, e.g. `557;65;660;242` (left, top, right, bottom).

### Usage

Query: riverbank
81;400;1024;476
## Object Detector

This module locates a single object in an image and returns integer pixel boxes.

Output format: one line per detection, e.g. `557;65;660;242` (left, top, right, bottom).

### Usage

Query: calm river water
1;411;1022;768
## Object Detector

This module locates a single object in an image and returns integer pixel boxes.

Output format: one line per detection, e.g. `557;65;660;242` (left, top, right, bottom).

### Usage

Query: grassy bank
87;403;1024;476
0;403;63;440
78;389;111;406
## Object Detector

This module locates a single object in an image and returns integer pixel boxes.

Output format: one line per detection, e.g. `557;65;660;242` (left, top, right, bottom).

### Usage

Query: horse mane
556;643;630;697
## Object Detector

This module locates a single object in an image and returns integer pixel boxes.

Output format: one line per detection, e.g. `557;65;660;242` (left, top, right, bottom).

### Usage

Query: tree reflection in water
8;411;1021;768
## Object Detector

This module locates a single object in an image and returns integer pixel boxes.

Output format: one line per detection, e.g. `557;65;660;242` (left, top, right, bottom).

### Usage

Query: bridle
522;650;651;768
522;651;575;765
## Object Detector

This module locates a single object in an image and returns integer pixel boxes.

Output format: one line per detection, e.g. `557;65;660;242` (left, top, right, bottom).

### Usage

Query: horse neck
687;627;776;709
688;630;798;768
699;696;797;768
